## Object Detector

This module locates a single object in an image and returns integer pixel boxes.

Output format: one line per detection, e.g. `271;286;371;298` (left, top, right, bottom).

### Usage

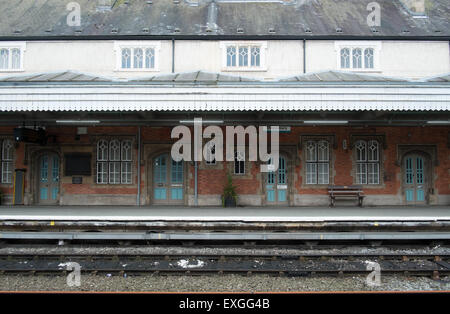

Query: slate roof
0;0;448;39
0;70;114;82
277;70;409;82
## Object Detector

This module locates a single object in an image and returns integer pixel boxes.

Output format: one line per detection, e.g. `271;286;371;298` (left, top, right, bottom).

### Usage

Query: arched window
234;150;245;175
0;49;9;69
364;48;374;69
121;48;131;69
97;139;132;184
355;140;380;184
340;48;350;69
1;139;14;184
306;140;329;185
133;48;143;69
352;48;362;68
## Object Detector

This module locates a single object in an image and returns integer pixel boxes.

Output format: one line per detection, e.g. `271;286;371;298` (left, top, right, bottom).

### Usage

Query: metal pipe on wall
137;126;141;206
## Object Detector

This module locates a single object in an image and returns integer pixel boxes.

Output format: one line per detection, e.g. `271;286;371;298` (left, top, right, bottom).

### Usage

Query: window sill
338;69;382;73
114;68;160;72
0;69;24;73
221;67;267;72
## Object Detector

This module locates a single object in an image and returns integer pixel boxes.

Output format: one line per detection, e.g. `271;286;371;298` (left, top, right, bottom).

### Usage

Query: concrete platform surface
0;206;449;222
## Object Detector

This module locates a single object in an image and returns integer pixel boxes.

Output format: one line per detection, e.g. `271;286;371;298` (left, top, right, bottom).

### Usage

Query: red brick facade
0;125;449;206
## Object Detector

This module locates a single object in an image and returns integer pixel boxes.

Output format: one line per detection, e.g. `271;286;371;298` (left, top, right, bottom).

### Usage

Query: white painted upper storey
0;40;449;80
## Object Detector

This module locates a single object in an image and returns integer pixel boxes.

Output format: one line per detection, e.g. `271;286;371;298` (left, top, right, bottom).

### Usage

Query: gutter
1;35;450;41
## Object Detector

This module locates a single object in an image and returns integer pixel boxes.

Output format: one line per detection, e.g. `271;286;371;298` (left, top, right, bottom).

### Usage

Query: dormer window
0;42;26;72
220;41;267;71
335;41;381;72
114;41;160;71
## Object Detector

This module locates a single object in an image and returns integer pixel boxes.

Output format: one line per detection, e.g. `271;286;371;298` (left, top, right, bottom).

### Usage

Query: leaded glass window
352;48;362;68
1;139;13;184
355;140;380;185
306;140;329;185
97;140;133;184
364;48;374;69
234;150;245;175
340;48;350;69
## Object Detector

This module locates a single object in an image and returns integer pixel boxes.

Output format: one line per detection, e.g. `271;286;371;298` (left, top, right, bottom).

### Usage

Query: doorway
266;156;288;205
403;153;429;205
37;153;60;204
152;153;184;205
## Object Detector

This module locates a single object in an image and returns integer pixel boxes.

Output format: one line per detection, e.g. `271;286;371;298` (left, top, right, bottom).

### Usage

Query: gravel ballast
0;274;449;292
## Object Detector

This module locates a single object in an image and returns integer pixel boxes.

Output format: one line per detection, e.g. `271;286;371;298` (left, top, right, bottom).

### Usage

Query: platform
0;205;449;222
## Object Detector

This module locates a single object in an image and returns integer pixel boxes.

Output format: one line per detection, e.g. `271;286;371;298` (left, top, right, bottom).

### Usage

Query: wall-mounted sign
72;176;83;184
65;153;92;176
262;126;291;133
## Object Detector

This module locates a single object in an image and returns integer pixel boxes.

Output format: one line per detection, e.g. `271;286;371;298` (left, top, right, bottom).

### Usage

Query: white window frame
114;41;161;72
334;41;381;72
305;140;330;185
355;140;380;185
96;139;133;185
1;139;14;184
220;41;267;72
0;42;26;72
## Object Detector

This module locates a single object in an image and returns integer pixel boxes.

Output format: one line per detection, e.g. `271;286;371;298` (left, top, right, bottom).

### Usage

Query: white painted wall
0;39;448;80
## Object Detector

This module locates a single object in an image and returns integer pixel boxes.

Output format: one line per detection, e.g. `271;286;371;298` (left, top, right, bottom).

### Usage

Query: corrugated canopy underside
0;0;449;38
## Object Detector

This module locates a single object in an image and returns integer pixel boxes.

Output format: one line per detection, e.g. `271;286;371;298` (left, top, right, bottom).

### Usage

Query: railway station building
0;0;449;208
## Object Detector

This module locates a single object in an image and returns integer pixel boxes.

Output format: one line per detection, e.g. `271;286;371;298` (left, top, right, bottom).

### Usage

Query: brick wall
0;125;448;205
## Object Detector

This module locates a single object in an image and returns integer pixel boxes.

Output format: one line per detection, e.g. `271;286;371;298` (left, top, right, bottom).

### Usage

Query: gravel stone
0;274;449;292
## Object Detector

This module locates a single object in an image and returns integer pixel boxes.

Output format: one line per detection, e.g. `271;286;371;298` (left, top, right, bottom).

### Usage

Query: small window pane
356;163;367;184
317;141;329;162
356;141;367;162
121;48;131;69
2;140;13;161
340;48;350;69
145;48;155;68
0;49;9;69
1;161;12;183
121;161;132;184
97;162;108;184
121;140;132;161
368;140;379;162
226;46;236;67
11;48;20;69
352;48;362;68
251;46;260;67
238;46;248;67
109;162;120;184
234;151;245;174
306;141;317;162
133;48;143;69
318;163;329;185
364;48;374;69
368;163;379;185
109;140;120;161
306;163;317;184
97;140;108;161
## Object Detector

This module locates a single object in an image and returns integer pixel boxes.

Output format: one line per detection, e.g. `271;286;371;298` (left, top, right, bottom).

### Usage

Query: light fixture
426;121;450;125
179;120;224;124
304;120;349;125
56;120;100;125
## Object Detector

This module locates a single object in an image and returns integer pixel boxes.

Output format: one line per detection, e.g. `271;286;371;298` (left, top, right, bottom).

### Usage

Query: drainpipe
172;38;175;73
303;39;306;74
137;126;141;206
194;161;198;206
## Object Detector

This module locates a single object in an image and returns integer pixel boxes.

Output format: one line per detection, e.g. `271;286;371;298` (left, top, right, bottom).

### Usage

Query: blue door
38;153;59;204
153;154;184;204
266;156;288;205
404;154;427;204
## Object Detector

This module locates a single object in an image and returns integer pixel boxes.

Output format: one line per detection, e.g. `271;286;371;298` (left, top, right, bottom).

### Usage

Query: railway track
0;252;449;278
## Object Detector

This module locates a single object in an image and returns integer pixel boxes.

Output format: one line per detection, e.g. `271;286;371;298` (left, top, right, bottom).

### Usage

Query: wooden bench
328;185;365;207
